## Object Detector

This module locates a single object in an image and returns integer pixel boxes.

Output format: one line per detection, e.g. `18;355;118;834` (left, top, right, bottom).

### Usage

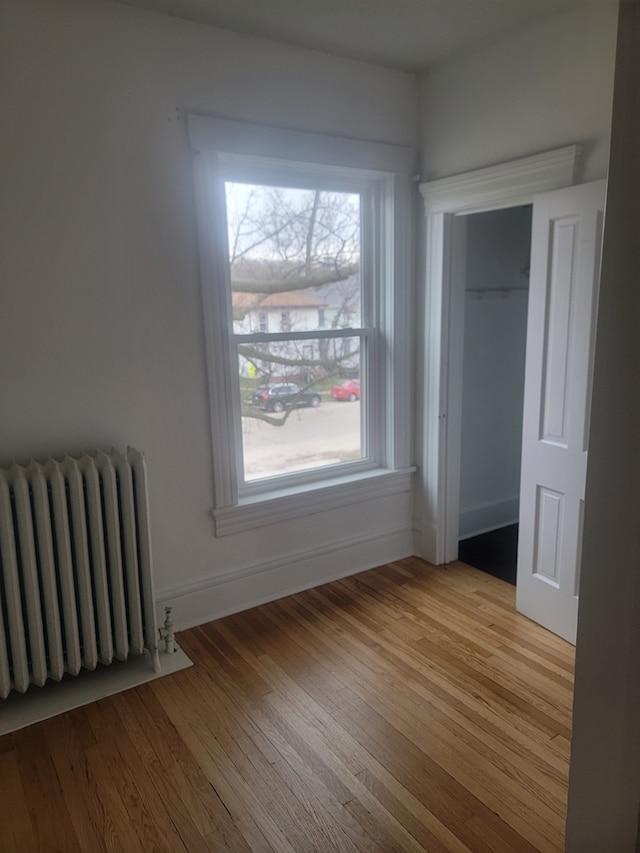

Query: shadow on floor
458;524;519;585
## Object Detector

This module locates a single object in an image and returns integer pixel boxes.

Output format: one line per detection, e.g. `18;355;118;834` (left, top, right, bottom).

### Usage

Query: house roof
232;290;327;311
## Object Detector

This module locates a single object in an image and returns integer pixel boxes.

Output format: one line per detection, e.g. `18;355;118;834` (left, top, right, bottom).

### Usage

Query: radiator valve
159;606;176;654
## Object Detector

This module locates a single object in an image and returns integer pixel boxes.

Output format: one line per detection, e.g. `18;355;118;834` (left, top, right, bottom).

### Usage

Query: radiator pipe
159;606;176;655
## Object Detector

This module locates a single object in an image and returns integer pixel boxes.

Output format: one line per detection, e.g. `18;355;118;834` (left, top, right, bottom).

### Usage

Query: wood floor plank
0;558;573;851
282;580;566;785
151;674;299;853
0;750;39;853
318;622;568;816
211;606;484;850
91;696;192;852
184;629;394;853
116;684;231;846
182;667;351;853
212;617;478;852
250;602;528;851
12;722;84;853
45;715;123;853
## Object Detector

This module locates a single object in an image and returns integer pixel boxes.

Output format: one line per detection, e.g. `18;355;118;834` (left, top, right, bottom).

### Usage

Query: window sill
211;467;416;537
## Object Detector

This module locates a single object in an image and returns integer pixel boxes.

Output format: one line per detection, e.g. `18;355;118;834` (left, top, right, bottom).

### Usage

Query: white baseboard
458;497;519;540
415;519;440;565
157;525;415;631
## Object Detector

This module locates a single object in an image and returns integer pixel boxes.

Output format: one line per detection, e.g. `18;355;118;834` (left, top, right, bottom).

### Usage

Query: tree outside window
224;181;367;483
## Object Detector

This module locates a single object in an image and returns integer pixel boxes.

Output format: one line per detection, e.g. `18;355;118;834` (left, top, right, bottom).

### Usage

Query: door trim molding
416;145;581;565
421;145;581;216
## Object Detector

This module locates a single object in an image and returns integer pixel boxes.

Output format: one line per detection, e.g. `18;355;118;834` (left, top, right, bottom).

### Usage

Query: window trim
189;115;415;534
212;467;415;537
188;114;415;174
228;171;378;495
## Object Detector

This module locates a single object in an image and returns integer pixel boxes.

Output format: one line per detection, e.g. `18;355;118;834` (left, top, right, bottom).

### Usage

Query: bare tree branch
231;265;357;295
237;343;359;371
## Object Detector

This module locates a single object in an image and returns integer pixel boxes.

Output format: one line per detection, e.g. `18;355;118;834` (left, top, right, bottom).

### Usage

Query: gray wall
0;0;417;626
418;4;618;182
566;2;640;847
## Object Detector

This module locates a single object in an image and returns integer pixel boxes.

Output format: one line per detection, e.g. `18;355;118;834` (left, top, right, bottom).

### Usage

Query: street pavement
242;399;361;480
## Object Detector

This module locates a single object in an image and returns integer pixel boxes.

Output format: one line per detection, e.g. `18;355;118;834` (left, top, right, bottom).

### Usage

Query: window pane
238;338;362;482
226;183;362;333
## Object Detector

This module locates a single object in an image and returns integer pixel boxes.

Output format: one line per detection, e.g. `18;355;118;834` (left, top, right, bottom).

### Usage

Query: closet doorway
453;206;532;584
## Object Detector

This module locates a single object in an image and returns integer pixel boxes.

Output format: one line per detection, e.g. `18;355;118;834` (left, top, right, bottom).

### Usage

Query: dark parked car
253;382;321;413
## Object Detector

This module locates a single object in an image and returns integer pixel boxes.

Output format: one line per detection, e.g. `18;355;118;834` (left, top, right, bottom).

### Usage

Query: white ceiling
109;0;587;72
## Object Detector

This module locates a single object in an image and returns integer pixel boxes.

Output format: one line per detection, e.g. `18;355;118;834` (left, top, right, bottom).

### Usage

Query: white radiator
0;448;160;699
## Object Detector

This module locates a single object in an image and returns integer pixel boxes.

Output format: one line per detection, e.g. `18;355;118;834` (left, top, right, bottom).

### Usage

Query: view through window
225;181;366;483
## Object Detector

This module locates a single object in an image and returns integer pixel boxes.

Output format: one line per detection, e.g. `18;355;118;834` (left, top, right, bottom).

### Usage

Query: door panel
516;180;605;644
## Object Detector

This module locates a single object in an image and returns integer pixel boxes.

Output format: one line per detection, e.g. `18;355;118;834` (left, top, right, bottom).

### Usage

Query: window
226;178;367;484
280;311;291;333
189;115;414;534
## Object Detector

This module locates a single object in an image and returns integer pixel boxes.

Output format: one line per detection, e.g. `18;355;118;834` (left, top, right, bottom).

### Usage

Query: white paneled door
516;181;606;644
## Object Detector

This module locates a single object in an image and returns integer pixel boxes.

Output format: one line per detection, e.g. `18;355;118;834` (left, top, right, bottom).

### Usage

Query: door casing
416;145;581;565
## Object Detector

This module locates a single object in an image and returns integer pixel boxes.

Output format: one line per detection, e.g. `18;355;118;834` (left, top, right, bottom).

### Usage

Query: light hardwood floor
0;558;574;852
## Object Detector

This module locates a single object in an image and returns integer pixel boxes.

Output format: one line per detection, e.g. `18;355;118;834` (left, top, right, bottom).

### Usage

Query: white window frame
188;115;416;536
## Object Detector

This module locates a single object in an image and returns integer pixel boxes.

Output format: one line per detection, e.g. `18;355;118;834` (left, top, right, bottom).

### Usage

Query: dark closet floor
458;523;519;585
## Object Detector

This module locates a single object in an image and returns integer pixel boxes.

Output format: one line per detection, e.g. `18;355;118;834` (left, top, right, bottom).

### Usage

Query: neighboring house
232;289;327;336
232;289;327;379
232;282;359;379
306;274;361;330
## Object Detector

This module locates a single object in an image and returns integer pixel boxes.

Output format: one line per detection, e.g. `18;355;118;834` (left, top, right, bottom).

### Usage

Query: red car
330;379;360;401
